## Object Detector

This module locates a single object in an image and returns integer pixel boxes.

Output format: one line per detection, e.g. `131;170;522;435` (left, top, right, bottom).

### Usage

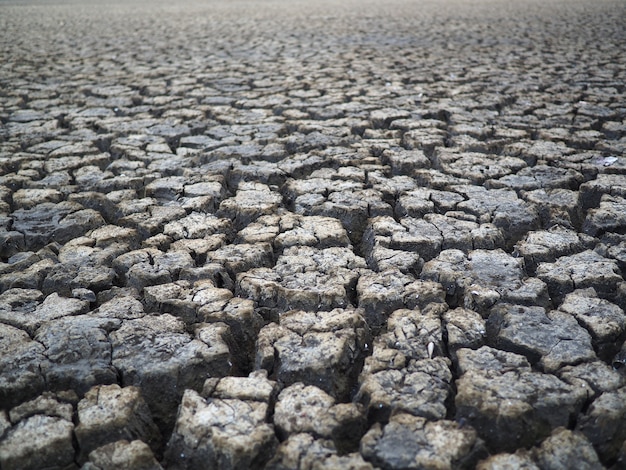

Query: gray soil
1;0;625;468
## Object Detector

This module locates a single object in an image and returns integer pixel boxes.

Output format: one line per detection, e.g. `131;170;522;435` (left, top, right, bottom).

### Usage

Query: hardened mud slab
1;0;625;468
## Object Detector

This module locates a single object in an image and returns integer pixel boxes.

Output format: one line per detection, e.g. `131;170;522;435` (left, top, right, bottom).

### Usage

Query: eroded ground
1;0;625;468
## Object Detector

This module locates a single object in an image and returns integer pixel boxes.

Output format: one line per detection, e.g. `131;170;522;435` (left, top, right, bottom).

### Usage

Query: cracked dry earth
1;0;626;468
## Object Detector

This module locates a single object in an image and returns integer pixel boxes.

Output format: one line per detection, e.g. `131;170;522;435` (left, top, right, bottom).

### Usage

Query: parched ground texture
1;0;626;468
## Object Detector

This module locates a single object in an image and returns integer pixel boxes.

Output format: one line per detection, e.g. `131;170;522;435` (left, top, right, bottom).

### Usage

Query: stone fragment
235;213;352;252
0;415;75;470
558;361;624;400
121;249;194;291
205;242;274;278
83;440;163;470
238;246;367;317
255;308;370;400
163;212;232;241
0;322;48;408
362;215;504;274
522;189;583;229
558;288;626;360
533;427;602;470
421;249;549;313
580;173;626;209
265;434;367;470
75;384;161;462
513;226;595;275
360;414;485;470
164;381;277;469
487;303;596;372
486;164;583;192
119;204;187;239
274;383;366;453
0;291;89;335
583;194;626;237
111;316;233;430
536;250;623;305
576;386;626;463
455;346;587;452
145;176;187;200
454;186;540;247
12;187;63;209
12;201;104;249
92;295;145;320
293;186;392;244
435;149;527;185
218;182;282;229
35;315;120;394
444;307;486;353
8;392;74;423
356;270;446;331
476;450;539;470
380;147;430;175
357;358;452;424
370;108;411;128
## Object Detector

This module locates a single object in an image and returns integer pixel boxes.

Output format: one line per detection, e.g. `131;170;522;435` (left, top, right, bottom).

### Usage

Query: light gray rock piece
486;303;596;372
11;201;105;249
513;226;595;276
421;249;549;314
266;433;374;470
0;256;56;291
238;246;367;318
533;427;603;470
357;358;452;424
82;440;163;470
360;414;485;470
394;188;435;218
163;212;232;241
576;386;626;463
453;186;540;247
558;361;624;400
583;194;626;237
356;270;446;332
476;450;539;470
236;212;351;252
218;182;283;229
119;204;187;239
362;216;504;271
114;248;195;291
380;147;430;175
8;392;74;424
536;250;623;305
455;346;587;452
580;173;626;209
523;188;583;229
0;291;89;335
558;288;626;360
164;375;278;470
444;307;486;353
0;414;75;470
12;187;64;209
35;315;121;394
111;316;233;431
486;164;583;192
0;322;48;408
205;243;274;278
75;384;161;462
92;295;145;320
274;383;366;453
255;308;370;400
434;149;527;185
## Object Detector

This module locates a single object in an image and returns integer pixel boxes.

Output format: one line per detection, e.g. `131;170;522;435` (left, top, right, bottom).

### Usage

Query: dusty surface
1;0;625;468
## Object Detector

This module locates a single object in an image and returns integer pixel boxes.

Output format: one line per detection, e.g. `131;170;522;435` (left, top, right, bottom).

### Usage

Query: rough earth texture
1;0;625;468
